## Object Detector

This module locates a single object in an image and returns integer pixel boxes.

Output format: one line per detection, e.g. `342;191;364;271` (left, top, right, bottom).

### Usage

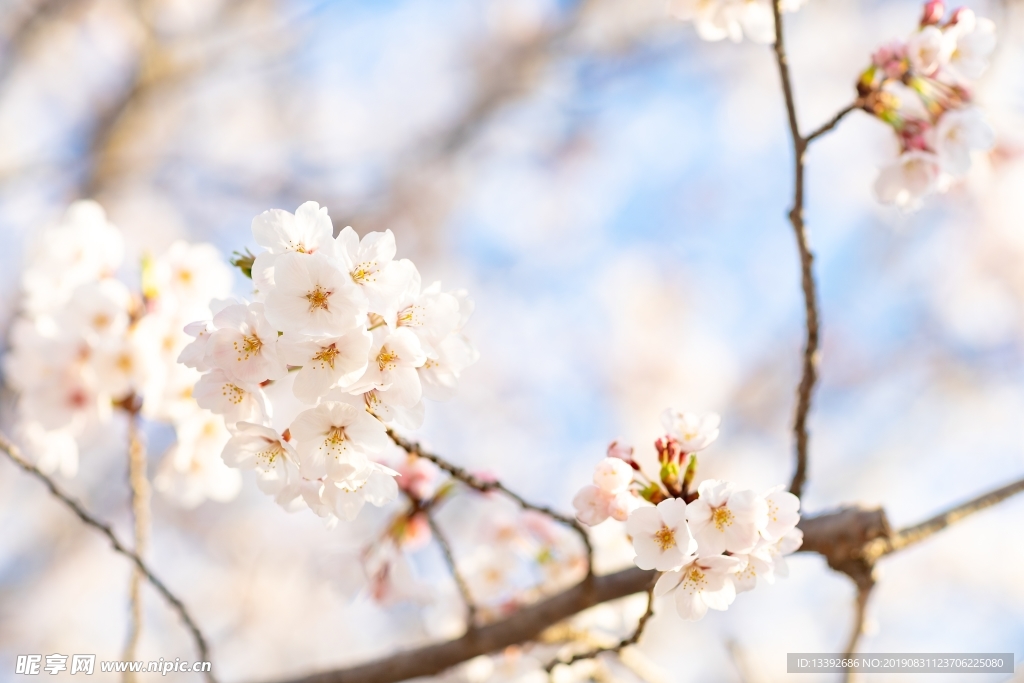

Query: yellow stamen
654;526;676;551
313;344;339;369
377;347;398;371
712;506;734;531
305;285;331;311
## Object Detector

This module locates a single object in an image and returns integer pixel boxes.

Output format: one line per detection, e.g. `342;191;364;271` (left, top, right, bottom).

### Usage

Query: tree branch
123;408;150;675
265;474;1024;683
864;475;1024;561
0;431;216;683
388;430;594;576
272;566;653;683
543;583;656;673
805;101;863;145
770;0;820;501
423;509;478;627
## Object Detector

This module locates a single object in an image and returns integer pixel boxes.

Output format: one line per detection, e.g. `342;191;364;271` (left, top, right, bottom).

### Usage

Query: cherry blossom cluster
863;1;996;210
573;409;801;621
179;202;478;524
3;201;241;505
668;0;804;44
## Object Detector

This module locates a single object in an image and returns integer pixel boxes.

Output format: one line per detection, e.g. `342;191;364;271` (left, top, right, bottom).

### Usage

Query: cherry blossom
221;422;301;503
208;303;288;384
335;227;410;318
193;369;269;425
289;401;390;480
930;107;994;176
351;328;427;408
654;554;744;621
686;479;767;556
760;485;801;541
626;498;697;571
661;409;721;453
154;411;242;509
945;9;996;80
263;251;366;337
321;462;400;520
279;329;373;404
667;0;804;44
874;151;942;210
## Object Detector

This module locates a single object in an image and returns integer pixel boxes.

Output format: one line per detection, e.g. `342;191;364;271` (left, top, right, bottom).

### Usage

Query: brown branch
804;101;863;145
270;566;652;683
864;475;1024;561
0;430;216;683
770;0;819;501
423;510;479;627
123;409;150;674
259;474;1024;683
543;583;656;673
842;579;874;683
387;430;594;576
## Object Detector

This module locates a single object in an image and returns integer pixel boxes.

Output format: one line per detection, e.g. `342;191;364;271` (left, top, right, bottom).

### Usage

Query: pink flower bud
921;0;944;26
606;440;634;461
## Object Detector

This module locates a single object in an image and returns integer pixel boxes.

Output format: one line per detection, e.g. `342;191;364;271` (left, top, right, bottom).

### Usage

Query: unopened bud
655;436;681;464
921;0;944;26
660;461;680;492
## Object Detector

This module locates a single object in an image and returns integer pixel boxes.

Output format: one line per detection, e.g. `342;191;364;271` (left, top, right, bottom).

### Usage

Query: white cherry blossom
655;554;744;621
668;0;803;44
22;201;124;314
192;368;268;425
686;479;767;556
931;107;994;176
593;457;633;494
626;498;697;571
418;333;479;402
351;328;427;408
573;484;613;526
660;409;721;452
874;151;942;210
945;9;996;80
252;201;337;256
208;303;287;384
177;320;216;372
149;241;233;318
360;388;425;429
221;422;302;503
278;329;372;404
335;227;410;317
907;26;950;76
155;411;242;508
760;485;801;541
288;401;390;480
732;540;777;593
320;462;400;520
264;252;366;337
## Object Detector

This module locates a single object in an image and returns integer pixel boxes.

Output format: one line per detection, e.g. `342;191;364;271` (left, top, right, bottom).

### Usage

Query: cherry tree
1;1;1022;682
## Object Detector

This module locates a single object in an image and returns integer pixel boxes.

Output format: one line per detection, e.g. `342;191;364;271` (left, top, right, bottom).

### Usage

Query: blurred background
1;0;1023;680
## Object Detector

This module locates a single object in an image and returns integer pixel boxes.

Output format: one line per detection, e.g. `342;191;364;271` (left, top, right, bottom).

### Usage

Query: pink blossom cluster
3;201;241;505
573;409;801;621
862;1;996;210
179;202;478;524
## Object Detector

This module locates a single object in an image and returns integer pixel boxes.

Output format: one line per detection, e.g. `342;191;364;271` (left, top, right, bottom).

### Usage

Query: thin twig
423;510;478;627
865;475;1024;561
770;0;819;501
842;578;875;683
387;430;594;576
0;431;216;683
544;584;656;673
123;409;150;674
804;101;863;145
